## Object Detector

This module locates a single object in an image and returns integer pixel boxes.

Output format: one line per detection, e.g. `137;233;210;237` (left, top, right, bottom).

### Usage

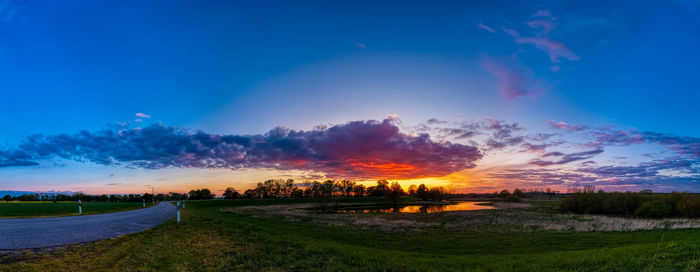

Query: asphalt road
0;202;176;250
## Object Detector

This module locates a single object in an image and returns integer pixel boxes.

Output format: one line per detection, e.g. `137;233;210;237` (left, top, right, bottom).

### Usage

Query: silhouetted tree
416;184;429;201
223;188;240;199
188;189;215;200
387;182;405;205
353;184;366;197
407;185;417;197
338;180;356;197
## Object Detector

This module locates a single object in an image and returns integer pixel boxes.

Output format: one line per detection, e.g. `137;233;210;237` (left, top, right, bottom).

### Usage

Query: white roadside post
78;200;82;215
143;198;145;207
177;200;181;223
183;199;186;208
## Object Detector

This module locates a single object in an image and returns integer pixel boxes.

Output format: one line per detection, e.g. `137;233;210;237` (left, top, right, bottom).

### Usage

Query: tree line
559;191;700;218
221;179;451;203
2;189;216;202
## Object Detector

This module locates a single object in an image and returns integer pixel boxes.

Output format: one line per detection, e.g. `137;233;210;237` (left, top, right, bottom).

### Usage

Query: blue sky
0;0;698;194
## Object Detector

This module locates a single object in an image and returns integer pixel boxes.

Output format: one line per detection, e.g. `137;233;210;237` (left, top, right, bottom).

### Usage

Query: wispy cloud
548;120;700;159
483;58;543;99
526;20;556;33
502;27;520;37
135;113;151;118
478;22;496;33
533;10;552;18
514;37;579;63
529;149;604;166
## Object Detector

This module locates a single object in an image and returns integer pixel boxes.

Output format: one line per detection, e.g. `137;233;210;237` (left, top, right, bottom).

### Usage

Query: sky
0;0;698;195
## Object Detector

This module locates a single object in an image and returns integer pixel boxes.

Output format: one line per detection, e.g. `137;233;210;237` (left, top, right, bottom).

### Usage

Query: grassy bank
2;199;700;271
0;201;153;218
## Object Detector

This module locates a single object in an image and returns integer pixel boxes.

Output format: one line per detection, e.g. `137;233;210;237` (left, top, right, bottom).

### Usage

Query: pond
337;201;497;213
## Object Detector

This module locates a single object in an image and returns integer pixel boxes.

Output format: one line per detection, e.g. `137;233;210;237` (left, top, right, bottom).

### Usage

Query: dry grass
222;202;700;233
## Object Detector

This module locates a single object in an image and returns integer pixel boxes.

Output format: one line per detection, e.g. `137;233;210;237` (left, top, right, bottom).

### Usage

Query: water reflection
338;202;496;213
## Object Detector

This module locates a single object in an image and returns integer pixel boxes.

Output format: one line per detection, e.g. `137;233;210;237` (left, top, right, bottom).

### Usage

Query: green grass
1;199;699;271
0;201;153;217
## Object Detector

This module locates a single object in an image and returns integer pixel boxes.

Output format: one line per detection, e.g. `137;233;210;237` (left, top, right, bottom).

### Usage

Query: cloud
502;27;520;37
135;113;151;118
546;120;585;132
515;37;579;63
356;43;367;49
483;58;543;99
478;22;496;33
426;118;447;125
529;149;604;166
533;10;552;18
0;119;483;180
549;121;699;159
489;156;699;191
526;20;556;33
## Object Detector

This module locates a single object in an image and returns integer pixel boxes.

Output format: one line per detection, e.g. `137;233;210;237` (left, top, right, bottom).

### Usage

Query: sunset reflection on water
339;202;496;213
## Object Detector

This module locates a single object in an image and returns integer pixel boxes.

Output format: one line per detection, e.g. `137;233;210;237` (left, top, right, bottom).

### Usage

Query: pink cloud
502;27;520;37
478;22;496;33
526;19;556;33
546;120;584;132
483;59;542;100
135;113;151;118
533;10;552;17
515;37;579;63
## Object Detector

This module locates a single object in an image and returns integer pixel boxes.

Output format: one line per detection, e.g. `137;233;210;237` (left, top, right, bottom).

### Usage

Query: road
0;202;176;250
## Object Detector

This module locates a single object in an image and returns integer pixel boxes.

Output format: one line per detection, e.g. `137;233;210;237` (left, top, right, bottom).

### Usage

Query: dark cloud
548;120;699;159
0;119;483;180
529;149;604;166
426;118;448;125
490;157;699;191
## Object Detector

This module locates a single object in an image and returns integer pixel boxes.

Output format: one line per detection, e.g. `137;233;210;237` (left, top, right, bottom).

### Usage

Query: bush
559;192;700;218
634;200;673;218
678;196;700;218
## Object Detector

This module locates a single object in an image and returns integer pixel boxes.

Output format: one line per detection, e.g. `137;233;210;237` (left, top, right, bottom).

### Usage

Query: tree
281;179;295;198
498;189;511;199
338;180;356;197
407;185;417;197
416;184;429;201
353;184;366;197
188;189;215;200
428;186;448;202
223;188;240;199
2;195;11;202
509;188;525;202
387;182;405;205
370;180;390;197
291;187;304;198
243;189;256;199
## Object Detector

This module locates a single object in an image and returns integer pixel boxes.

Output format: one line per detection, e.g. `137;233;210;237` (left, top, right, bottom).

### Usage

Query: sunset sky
0;0;698;195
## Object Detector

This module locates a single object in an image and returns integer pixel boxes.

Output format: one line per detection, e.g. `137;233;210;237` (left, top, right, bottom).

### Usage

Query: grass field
2;199;700;271
0;201;153;218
